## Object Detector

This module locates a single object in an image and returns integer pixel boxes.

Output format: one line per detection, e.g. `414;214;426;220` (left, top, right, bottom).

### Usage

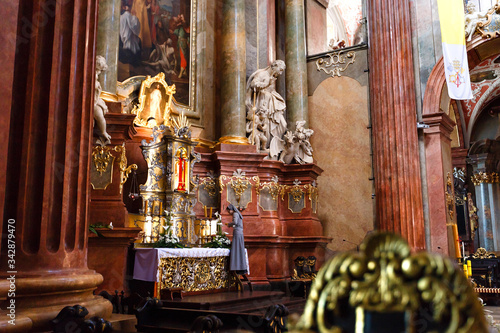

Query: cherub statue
464;2;489;42
246;60;287;160
279;121;314;164
328;37;345;50
94;56;111;146
246;110;269;153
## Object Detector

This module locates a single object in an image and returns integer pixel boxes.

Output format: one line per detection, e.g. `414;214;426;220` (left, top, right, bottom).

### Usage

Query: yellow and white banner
437;0;472;100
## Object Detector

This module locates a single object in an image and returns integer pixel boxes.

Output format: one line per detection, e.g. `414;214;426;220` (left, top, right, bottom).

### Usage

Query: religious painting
118;0;194;108
132;72;176;128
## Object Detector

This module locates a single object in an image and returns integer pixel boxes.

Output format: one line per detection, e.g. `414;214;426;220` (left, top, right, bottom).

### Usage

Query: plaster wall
307;48;374;252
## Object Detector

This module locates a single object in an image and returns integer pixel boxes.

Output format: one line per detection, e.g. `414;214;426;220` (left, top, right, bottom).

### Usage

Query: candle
145;216;152;243
452;224;461;258
210;207;213;218
462;242;465;258
463;263;468;279
204;205;207;218
467;260;472;277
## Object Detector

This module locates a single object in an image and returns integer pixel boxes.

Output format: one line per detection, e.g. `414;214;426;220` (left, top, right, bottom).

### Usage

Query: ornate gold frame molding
471;172;500;185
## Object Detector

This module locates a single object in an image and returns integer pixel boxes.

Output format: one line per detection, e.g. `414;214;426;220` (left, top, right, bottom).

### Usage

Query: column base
0;270;112;332
219;136;250;145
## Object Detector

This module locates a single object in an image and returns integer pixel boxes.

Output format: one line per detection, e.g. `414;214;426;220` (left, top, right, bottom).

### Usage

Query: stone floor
485;306;500;332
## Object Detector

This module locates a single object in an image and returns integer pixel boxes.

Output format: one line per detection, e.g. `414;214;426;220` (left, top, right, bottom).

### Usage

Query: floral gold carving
316;50;356;77
258;176;280;202
92;146;114;175
295;233;488;332
115;144;138;194
219;170;259;206
472;247;497;259
468;193;479;241
445;172;455;221
289;179;305;203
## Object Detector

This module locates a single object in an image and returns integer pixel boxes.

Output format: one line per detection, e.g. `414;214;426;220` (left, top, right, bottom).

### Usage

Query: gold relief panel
158;256;230;293
91;144;137;192
219;169;259;209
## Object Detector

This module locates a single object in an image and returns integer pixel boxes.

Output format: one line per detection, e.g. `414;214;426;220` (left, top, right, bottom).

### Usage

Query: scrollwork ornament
92;146;114;175
471;172;500;185
445;172;455;221
295;233;488;333
316;50;356;77
289;179;304;203
472;247;497;259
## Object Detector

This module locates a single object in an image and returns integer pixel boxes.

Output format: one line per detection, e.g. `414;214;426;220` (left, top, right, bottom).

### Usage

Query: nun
226;204;248;274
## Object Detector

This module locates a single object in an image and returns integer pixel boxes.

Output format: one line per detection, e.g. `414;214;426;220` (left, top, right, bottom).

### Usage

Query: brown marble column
220;0;248;144
285;0;309;130
367;0;425;250
422;112;456;255
0;0;111;331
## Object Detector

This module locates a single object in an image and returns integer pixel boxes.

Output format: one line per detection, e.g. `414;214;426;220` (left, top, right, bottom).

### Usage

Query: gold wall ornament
132;72;176;128
294;232;488;333
316;50;356;77
288;179;306;214
219;169;259;208
92;146;114;175
472;247;497;259
171;110;191;138
471;172;500;185
114;144;138;194
257;176;280;201
445;172;455;221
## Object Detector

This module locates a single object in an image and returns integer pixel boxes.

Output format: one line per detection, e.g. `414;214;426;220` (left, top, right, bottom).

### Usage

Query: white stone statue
94;56;111;146
246;110;269;153
279;121;314;165
246;60;287;160
329;38;345;50
464;3;489;42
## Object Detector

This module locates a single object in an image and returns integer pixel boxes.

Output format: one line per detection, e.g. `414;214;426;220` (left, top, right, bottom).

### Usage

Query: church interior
2;0;500;331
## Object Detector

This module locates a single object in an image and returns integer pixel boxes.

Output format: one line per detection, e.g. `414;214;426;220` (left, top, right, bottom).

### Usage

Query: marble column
220;0;248;144
367;0;425;250
0;0;111;331
284;0;309;130
96;0;121;95
422;112;456;255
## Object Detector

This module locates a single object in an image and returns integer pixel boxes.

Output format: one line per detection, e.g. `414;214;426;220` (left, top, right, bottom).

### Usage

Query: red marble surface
367;0;425;251
423;112;455;256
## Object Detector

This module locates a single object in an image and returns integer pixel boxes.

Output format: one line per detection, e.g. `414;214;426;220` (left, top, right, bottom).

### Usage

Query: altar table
133;248;248;293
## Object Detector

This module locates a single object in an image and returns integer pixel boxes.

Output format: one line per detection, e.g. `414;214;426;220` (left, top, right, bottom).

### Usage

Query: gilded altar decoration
92;146;114;176
306;181;319;214
132;73;176;128
316;50;356;77
158;256;230;292
219;169;259;209
257;175;280;211
295;233;488;333
473;247;497;259
471;172;500;185
291;256;317;280
139;108;201;245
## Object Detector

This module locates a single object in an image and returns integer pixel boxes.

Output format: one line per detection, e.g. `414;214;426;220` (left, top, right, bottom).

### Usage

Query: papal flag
437;0;473;100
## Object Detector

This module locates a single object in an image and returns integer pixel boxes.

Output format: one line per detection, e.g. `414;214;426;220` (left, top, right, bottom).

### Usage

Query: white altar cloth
133;248;248;282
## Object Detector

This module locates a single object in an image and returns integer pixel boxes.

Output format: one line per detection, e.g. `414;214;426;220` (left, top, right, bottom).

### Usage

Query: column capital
422;112;455;140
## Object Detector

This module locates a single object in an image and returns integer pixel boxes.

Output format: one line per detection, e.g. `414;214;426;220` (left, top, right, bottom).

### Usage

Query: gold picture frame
132;72;176;128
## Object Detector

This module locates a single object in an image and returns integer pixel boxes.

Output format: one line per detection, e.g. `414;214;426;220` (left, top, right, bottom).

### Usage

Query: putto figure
94;56;111;146
246;60;287;160
464;2;489;42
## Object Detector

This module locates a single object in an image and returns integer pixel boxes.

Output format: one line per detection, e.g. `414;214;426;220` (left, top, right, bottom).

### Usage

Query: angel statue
94;56;111;146
280;121;314;165
245;60;287;160
464;2;489;42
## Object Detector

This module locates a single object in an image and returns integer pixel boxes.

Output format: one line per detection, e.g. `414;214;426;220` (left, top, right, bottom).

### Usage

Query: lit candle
467;260;472;277
145;216;152;243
